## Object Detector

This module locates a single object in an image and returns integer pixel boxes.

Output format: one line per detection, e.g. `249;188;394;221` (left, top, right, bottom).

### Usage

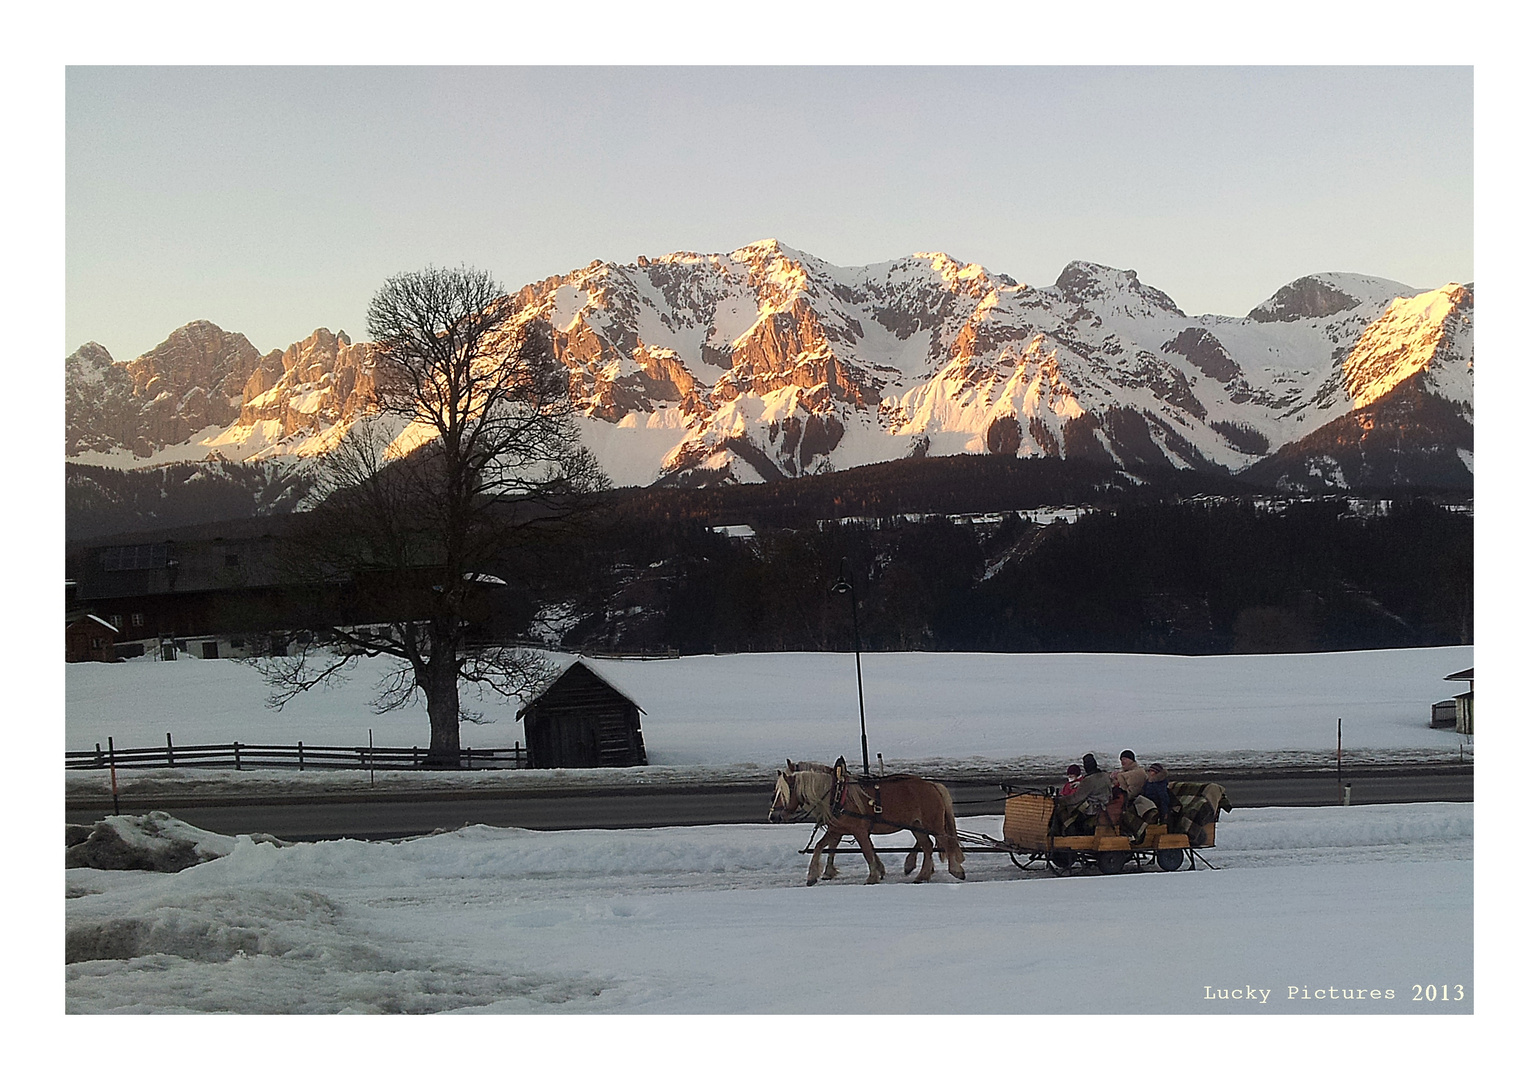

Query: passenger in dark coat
1055;753;1113;834
1143;762;1172;822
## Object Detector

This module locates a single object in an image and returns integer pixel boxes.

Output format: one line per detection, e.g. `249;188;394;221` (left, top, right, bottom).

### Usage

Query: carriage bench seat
1002;791;1208;854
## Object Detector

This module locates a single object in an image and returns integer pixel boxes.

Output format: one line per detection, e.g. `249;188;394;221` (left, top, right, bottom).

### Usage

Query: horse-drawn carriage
966;781;1231;875
772;760;1230;883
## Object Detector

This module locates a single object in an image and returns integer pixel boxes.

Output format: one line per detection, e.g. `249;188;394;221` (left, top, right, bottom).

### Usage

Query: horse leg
807;830;832;885
943;832;966;879
853;826;885;884
910;829;937;882
820;830;842;880
903;843;919;876
935;787;967;880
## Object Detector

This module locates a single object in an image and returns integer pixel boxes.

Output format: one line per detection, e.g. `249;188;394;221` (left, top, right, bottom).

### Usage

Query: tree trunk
423;663;462;768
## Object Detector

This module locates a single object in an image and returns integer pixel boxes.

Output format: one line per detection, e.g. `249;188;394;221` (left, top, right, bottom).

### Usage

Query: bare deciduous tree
257;265;606;766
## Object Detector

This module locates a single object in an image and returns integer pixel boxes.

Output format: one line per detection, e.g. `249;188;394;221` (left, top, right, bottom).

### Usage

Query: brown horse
769;764;965;885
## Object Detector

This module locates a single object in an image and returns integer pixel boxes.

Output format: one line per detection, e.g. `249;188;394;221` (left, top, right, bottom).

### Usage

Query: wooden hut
1443;667;1474;736
66;614;120;663
518;661;648;769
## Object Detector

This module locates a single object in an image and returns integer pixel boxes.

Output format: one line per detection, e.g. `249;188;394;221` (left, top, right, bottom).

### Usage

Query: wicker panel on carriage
1003;792;1055;851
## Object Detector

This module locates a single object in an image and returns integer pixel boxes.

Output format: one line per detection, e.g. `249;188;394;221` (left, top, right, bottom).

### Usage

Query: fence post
412;746;419;768
233;742;241;771
1336;718;1343;805
95;742;103;769
298;741;304;771
166;732;175;768
107;736;120;815
368;728;375;787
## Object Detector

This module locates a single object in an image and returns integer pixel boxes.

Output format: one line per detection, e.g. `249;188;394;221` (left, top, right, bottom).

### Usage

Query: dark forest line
526;496;1472;657
67;455;1473;658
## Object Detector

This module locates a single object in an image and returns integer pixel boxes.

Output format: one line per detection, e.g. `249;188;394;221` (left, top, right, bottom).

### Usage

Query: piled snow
66;811;242;873
66;646;1475;771
63;803;1472;1014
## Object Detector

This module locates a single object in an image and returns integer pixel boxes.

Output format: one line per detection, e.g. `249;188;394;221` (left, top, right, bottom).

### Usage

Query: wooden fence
66;733;529;772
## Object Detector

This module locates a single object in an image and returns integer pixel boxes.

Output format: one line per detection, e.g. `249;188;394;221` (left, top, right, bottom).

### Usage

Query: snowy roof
709;524;756;539
1443;668;1474;682
517;659;648;718
68;614;119;635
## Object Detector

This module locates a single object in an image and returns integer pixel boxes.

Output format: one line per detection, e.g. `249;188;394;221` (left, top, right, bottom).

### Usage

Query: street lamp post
831;559;870;778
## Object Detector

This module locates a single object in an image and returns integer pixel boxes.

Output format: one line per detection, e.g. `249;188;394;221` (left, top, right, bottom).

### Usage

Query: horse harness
832;756;882;817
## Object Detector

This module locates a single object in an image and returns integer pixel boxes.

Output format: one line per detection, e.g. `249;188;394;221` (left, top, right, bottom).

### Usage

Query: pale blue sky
66;66;1472;363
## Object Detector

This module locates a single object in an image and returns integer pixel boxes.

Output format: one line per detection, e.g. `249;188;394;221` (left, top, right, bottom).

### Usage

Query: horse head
769;769;799;823
770;767;833;824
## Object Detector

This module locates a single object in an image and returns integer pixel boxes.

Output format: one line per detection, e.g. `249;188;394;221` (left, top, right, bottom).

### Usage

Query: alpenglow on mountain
66;240;1474;492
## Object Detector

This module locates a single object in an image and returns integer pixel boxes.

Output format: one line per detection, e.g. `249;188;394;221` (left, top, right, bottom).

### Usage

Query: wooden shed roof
517;659;647;719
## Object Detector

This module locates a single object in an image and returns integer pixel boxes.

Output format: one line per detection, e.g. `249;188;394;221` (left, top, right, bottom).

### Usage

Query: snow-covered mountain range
65;240;1474;492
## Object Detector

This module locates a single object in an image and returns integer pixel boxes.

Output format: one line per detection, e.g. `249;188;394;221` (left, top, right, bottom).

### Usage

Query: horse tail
935;781;965;876
935;782;958;847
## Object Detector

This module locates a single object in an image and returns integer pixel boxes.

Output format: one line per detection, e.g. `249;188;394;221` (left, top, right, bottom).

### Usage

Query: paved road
66;767;1473;842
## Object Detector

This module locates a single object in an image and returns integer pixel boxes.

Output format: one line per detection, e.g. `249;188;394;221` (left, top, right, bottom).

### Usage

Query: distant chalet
66;613;119;663
518;661;648;769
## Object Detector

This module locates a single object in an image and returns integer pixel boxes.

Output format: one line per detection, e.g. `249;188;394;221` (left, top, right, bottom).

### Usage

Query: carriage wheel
1155;848;1186;872
1009;851;1036;871
1048;850;1077;876
1096;851;1130;874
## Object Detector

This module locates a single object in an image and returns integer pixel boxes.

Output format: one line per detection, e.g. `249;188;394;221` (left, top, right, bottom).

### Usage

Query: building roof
1444;667;1474;682
517;659;646;718
68;614;120;635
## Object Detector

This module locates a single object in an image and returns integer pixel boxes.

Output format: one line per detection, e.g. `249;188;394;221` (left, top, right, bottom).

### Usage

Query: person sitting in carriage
1143;762;1172;823
1053;754;1112;835
1059;763;1083;799
1106;749;1148;827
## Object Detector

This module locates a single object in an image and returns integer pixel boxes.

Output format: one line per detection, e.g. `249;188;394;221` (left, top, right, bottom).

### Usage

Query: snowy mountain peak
1246;273;1418;324
1341;282;1473;410
66;242;1474;494
1053;261;1185;319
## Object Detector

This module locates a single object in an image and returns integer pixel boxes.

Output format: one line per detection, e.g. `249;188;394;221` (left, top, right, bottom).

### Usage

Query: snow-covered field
66;803;1471;1015
62;644;1483;1029
66;646;1475;777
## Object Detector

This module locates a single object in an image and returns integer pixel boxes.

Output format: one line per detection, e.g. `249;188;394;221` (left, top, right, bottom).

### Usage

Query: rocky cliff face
65;241;1474;493
66;323;265;456
236;328;376;442
67;325;377;465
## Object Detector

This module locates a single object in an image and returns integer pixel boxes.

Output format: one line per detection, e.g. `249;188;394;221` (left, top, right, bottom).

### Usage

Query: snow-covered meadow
66;645;1475;774
66;803;1471;1015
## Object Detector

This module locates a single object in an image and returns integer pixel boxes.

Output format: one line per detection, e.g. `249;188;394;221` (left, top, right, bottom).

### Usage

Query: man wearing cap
1107;750;1148;826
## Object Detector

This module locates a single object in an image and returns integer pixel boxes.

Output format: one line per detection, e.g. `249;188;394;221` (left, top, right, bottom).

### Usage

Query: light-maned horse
769;764;965;885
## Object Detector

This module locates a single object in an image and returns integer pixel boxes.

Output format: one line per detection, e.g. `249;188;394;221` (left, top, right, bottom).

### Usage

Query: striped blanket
1168;781;1231;845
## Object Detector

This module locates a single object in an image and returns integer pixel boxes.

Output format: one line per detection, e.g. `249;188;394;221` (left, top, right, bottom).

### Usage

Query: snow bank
65;804;1472;1014
65;811;244;873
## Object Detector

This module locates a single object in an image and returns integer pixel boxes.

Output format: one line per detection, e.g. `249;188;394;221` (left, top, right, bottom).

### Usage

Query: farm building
518;661;648;769
65;517;515;657
1443;667;1474;735
66;614;120;663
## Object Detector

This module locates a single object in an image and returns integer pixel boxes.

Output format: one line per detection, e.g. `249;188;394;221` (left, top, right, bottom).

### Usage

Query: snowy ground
66;803;1471;1015
61;644;1483;1028
66;646;1475;781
